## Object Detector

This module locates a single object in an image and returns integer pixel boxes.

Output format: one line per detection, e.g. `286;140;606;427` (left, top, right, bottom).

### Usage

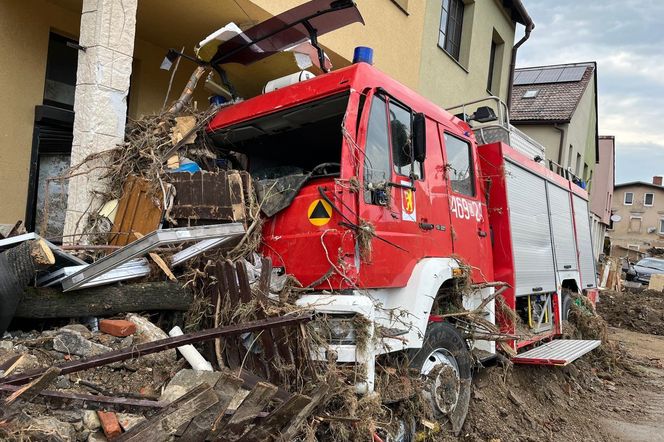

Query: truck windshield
209;92;349;180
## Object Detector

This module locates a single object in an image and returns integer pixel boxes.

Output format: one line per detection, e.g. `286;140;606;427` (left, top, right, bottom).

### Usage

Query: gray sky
517;0;664;184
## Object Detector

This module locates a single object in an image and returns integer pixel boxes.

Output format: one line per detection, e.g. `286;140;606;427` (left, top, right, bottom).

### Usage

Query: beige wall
0;0;80;224
516;124;565;165
566;77;597;181
515;72;597;184
418;0;516;108
250;0;426;89
609;184;664;252
590;136;614;224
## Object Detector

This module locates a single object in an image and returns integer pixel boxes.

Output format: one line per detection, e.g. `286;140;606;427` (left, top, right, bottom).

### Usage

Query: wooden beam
15;282;193;319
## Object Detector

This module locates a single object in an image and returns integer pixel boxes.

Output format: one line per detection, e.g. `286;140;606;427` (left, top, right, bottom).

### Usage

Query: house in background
608;177;664;259
0;0;533;241
589;136;615;260
509;62;598;187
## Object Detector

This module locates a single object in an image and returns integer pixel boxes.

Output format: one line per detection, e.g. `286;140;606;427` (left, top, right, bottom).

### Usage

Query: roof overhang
502;0;534;27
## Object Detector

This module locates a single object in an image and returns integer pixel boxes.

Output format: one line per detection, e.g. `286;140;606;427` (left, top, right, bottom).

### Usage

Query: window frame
624;192;634;205
486;39;497;93
438;0;465;61
386;98;423;181
659;219;664;235
442;131;476;198
644;192;654;206
628;215;642;233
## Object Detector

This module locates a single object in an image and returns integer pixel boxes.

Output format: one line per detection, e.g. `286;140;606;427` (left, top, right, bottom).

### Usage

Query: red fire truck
200;0;599;433
206;60;600;433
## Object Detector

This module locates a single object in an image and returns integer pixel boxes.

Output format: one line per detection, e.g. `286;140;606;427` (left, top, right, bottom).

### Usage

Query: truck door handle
564;265;572;269
419;222;434;231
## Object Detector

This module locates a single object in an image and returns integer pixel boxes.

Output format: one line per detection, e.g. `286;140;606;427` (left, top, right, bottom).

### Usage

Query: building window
624;192;634;205
629;216;642;233
522;90;538;99
644;193;654;206
487;40;497;92
439;0;464;61
443;133;475;196
659;219;664;234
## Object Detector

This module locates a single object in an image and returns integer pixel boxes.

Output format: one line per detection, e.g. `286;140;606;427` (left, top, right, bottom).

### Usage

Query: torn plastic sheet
254;173;312;217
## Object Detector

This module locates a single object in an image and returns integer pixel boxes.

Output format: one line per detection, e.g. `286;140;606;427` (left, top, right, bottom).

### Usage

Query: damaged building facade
0;0;532;238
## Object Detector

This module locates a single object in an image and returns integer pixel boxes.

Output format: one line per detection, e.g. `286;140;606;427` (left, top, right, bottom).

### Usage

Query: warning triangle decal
309;201;331;219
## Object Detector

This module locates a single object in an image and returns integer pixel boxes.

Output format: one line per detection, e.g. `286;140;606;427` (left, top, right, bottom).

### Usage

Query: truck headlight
311;314;357;345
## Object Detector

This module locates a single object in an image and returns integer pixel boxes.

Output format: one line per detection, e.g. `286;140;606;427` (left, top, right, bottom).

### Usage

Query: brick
97;411;122;439
100;319;137;337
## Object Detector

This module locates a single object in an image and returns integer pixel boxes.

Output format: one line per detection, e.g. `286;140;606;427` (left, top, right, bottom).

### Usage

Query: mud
434;294;664;442
597;289;664;336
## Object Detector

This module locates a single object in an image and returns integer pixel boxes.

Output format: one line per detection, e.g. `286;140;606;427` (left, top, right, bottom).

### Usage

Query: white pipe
168;326;213;371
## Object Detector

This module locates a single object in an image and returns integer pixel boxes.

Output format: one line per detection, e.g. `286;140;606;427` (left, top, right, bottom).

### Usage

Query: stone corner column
63;0;138;244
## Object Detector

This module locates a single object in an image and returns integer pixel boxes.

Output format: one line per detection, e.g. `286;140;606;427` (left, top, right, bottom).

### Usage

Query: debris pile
597;288;664;336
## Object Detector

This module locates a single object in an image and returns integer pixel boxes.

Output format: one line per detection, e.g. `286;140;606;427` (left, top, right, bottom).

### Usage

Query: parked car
625;257;664;284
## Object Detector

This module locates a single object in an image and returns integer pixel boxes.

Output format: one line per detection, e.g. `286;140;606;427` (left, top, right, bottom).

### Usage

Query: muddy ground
442;290;664;442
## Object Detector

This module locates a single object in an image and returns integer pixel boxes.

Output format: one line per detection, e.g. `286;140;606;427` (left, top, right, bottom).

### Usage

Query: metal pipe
506;0;535;108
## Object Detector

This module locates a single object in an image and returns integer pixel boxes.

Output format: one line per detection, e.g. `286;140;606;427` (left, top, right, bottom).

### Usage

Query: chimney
654;176;663;186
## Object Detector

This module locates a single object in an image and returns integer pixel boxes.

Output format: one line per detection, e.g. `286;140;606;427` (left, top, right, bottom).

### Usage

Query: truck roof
207;62;473;141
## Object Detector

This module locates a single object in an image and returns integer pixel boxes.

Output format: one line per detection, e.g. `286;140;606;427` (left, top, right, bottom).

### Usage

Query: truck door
358;91;434;287
440;130;491;282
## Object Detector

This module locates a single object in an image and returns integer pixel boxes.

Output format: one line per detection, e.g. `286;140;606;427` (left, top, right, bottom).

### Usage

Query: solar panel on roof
514;70;541;85
514;65;589;85
558;66;586;82
534;68;564;84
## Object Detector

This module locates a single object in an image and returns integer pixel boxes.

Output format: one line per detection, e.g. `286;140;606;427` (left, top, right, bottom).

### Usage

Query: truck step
512;339;601;366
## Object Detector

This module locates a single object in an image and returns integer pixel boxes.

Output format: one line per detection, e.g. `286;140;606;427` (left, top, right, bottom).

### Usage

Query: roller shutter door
505;161;557;295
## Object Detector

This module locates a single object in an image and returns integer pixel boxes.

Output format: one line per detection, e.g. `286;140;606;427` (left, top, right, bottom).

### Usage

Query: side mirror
413;112;426;163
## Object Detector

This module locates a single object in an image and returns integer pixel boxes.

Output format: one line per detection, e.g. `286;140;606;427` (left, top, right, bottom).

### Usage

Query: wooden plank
235;394;311;442
132;232;177;281
239;370;290;403
178;371;244;442
213;381;278;442
235;260;253;305
227;171;247;223
223;260;241;308
4;367;60;406
257;256;272;299
109;176;164;246
115;383;218;442
217;262;243;371
279;384;330;441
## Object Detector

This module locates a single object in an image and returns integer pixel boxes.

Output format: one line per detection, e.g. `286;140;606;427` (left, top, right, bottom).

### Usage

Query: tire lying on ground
409;321;472;436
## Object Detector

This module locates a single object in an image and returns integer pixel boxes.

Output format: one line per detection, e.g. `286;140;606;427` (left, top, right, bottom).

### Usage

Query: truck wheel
409;322;472;435
561;290;573;321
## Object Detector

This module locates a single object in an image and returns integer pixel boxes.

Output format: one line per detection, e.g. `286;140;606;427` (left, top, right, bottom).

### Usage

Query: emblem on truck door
308;199;332;226
401;181;416;222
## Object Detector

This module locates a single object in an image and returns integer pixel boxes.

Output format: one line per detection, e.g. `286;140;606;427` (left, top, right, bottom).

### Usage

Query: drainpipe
555;124;565;175
506;0;535;108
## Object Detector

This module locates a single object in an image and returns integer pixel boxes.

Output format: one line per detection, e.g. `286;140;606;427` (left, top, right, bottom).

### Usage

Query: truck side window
389;101;422;179
364;96;391;203
443;133;475;196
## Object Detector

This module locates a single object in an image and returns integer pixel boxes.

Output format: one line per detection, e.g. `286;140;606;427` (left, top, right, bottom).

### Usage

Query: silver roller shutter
572;195;597;289
546;182;578;271
505;161;557;295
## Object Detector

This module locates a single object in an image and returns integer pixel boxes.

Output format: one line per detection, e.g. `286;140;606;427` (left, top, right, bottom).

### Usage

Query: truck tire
409;322;472;436
561;290;574;321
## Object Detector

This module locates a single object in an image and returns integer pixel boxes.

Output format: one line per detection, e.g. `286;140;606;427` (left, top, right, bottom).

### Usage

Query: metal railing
446;96;546;162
